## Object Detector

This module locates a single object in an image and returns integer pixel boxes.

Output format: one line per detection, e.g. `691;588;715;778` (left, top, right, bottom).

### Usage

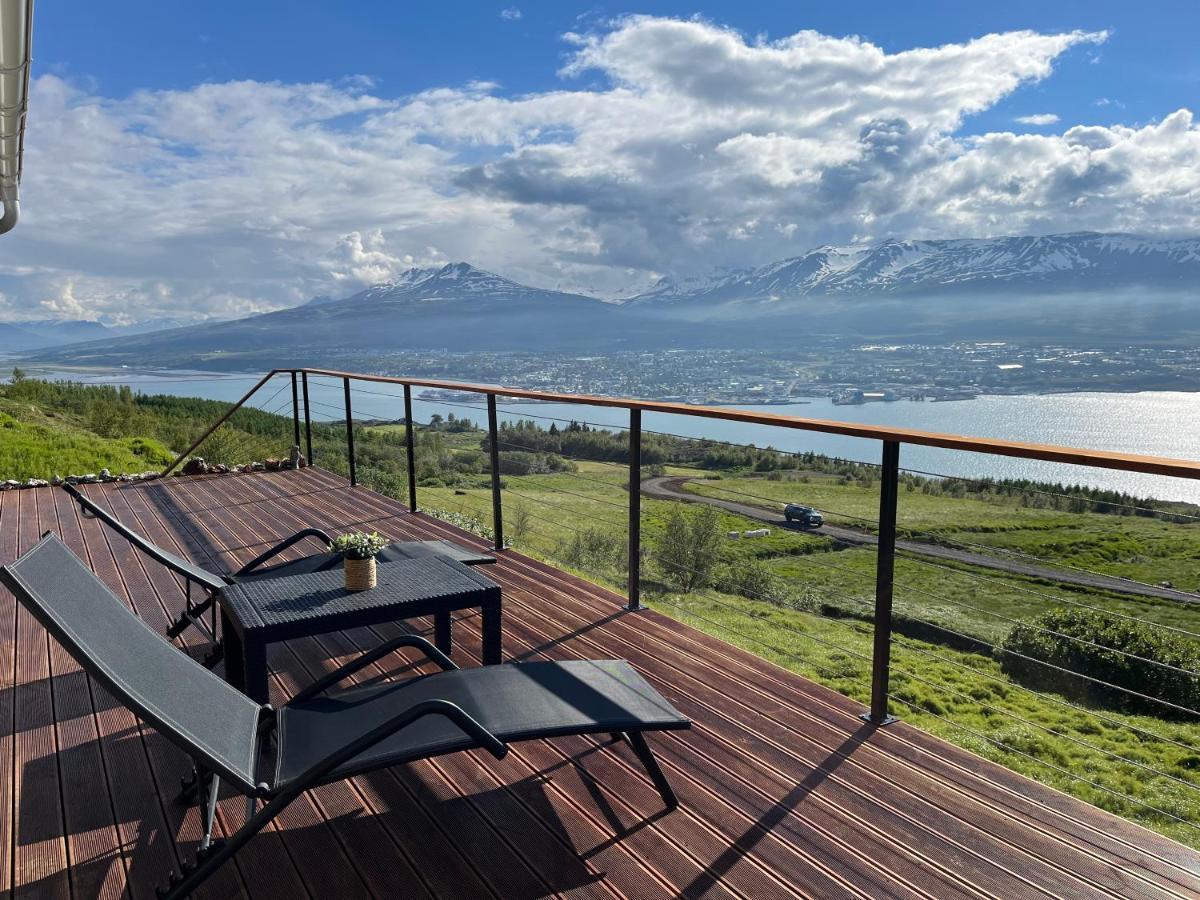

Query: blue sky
6;3;1199;322
40;1;1196;129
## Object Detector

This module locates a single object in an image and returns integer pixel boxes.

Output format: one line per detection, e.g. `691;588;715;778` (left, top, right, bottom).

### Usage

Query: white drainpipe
0;0;33;235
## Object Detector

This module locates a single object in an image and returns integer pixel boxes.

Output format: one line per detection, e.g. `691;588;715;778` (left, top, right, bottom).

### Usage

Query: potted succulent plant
331;531;389;591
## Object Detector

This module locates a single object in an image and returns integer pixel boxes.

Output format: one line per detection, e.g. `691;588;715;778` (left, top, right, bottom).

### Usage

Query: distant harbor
419;388;811;407
832;388;978;405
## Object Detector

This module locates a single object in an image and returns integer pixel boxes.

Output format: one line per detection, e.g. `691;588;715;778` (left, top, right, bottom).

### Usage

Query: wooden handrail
160;367;1200;482
292;367;1200;482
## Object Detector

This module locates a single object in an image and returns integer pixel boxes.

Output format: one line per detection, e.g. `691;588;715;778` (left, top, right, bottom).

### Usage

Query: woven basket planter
344;556;377;592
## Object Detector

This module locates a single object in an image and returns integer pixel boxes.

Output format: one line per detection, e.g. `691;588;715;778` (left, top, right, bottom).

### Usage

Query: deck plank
0;490;18;897
79;483;251;900
38;485;130;900
0;468;1197;899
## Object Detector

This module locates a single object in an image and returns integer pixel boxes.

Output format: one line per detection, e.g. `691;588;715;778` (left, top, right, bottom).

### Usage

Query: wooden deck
2;467;1199;899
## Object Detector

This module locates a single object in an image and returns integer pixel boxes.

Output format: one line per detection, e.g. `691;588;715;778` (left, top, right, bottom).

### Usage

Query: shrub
1000;609;1200;718
508;501;533;546
496;450;571;476
123;436;173;466
715;558;790;605
497;450;541;475
654;505;723;591
424;507;491;540
555;527;626;574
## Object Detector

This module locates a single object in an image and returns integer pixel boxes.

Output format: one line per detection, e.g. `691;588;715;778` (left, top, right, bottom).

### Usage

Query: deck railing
161;365;1200;842
162;367;1200;740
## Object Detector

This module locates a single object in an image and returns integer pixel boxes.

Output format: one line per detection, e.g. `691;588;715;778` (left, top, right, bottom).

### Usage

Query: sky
1;1;1198;324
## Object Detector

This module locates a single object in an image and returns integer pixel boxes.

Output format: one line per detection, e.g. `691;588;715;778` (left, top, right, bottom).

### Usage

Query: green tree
654;505;724;592
508;501;533;546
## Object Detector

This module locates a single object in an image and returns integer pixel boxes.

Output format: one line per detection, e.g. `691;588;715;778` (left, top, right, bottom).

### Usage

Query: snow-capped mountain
35;262;635;366
635;266;755;301
629;233;1200;305
26;234;1200;369
342;262;572;309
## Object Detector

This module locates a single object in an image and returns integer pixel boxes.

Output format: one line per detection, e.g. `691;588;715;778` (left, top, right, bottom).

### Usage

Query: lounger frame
1;533;689;900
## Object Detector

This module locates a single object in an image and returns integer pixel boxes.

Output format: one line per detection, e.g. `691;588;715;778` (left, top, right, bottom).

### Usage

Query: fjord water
23;368;1200;504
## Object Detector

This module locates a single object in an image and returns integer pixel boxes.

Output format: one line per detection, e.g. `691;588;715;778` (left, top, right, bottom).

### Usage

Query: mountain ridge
17;231;1200;368
629;232;1200;306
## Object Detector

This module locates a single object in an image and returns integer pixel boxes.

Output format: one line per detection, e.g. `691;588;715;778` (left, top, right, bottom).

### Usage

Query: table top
219;555;500;636
383;539;495;566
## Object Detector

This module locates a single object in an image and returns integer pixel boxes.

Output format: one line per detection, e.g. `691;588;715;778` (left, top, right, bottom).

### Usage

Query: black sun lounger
1;534;690;900
63;482;494;661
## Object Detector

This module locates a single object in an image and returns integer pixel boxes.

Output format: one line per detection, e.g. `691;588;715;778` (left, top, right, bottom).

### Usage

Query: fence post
300;371;313;465
290;371;301;449
864;440;901;725
343;377;357;487
487;393;504;551
403;383;418;513
627;407;644;611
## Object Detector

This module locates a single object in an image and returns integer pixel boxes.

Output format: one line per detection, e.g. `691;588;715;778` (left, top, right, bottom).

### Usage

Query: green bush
654;505;724;591
555;527;626;575
497;450;552;475
715;558;790;605
1000;609;1200;718
122;436;173;466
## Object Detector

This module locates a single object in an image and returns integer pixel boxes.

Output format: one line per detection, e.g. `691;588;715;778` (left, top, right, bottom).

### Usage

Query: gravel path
641;475;1197;604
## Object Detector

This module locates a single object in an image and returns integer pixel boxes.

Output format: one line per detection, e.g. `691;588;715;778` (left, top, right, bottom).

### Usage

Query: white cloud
500;7;521;21
321;231;448;284
1015;113;1060;125
1;17;1196;321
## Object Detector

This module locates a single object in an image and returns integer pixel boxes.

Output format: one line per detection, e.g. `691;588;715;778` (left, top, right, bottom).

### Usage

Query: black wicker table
218;556;502;702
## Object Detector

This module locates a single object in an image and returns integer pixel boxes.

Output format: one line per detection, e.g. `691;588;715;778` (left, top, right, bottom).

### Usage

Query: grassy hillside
0;375;306;479
0;399;173;479
685;472;1200;589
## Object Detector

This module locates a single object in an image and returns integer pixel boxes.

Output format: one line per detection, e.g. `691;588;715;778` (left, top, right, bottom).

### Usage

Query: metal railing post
343;377;357;487
864;440;901;725
487;394;504;551
627;408;644;611
403;383;418;512
300;371;313;465
290;371;301;449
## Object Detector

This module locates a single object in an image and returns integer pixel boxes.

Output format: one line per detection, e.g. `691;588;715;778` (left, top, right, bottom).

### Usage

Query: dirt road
641;476;1196;604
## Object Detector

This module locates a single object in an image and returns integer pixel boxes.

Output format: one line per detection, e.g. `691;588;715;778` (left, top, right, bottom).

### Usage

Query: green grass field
686;472;1200;589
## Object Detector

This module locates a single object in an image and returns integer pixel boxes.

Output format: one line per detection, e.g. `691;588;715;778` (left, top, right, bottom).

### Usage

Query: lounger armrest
290;635;458;704
62;483;227;592
280;699;507;795
235;528;335;575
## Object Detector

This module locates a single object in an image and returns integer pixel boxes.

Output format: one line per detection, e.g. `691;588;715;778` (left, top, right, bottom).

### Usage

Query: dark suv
784;504;823;529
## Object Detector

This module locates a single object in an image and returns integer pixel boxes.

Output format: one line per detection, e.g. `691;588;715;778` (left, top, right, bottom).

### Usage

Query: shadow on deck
1;467;1197;899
